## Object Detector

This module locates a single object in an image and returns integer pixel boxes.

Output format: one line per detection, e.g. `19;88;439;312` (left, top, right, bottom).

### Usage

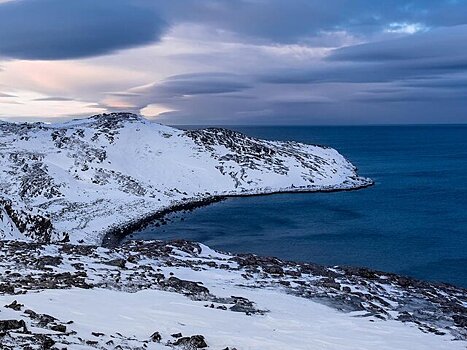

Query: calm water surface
125;125;467;288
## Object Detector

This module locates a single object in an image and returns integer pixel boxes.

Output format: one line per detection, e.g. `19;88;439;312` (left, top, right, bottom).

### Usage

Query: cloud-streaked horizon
0;0;466;124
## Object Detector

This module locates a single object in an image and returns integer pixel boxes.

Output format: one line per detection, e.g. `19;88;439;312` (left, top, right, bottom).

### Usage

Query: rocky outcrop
0;198;65;242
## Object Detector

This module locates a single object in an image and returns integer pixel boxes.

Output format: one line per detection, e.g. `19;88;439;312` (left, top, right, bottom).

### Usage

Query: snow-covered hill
0;113;371;244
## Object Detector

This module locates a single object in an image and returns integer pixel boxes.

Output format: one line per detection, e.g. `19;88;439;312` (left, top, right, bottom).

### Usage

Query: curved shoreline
101;179;374;248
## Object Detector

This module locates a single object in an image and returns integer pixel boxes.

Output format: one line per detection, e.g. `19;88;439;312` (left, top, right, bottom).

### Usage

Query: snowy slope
0;240;465;349
0;113;371;244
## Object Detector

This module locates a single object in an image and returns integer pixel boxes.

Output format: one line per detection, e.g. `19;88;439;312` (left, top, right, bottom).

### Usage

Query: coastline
101;179;374;248
101;179;467;291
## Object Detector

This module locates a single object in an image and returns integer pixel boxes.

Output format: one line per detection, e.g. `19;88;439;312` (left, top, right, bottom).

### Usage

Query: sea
124;125;467;288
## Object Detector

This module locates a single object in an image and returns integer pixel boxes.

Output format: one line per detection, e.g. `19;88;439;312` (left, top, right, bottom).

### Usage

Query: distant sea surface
125;125;467;288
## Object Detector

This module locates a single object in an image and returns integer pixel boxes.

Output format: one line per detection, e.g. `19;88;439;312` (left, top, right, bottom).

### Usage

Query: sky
0;0;466;125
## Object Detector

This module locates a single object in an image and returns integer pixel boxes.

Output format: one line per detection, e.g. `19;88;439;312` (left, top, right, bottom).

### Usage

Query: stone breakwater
0;239;465;349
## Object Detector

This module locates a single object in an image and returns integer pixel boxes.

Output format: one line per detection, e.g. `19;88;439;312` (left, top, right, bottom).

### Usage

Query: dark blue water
126;125;467;288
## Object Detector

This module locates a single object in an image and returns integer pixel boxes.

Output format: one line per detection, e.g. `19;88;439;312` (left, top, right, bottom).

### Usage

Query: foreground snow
0;240;465;349
0;113;371;244
2;288;462;350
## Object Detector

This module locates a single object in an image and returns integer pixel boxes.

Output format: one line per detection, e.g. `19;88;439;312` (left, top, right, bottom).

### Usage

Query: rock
397;311;414;322
173;335;207;348
127;255;139;264
36;255;62;269
35;313;57;327
0;319;28;333
0;283;15;294
36;334;55;349
104;258;126;269
51;324;67;332
320;278;341;290
171;332;183;338
263;265;284;275
453;315;467;328
229;296;264;314
284;269;301;277
24;309;39;318
150;331;162;342
5;300;23;311
163;277;209;296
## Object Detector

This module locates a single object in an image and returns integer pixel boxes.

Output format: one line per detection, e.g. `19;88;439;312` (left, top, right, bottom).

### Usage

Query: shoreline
101;179;467;290
101;180;374;248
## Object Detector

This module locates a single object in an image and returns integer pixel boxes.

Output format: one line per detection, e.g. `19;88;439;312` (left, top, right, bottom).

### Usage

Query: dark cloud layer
0;0;166;59
131;19;467;124
259;25;467;86
159;0;467;43
154;73;252;97
330;25;467;63
2;0;467;60
1;0;467;124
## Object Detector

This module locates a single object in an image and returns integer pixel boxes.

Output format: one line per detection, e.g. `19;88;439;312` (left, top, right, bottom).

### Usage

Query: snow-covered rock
0;113;372;244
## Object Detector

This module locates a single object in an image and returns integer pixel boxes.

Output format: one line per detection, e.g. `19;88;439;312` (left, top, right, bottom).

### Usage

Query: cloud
0;90;105;120
94;72;254;122
33;96;74;102
329;25;467;62
0;60;147;99
350;88;463;103
1;0;467;60
155;73;252;96
2;0;467;124
158;0;467;43
103;21;467;125
259;25;467;86
401;76;467;89
0;0;166;59
0;92;15;97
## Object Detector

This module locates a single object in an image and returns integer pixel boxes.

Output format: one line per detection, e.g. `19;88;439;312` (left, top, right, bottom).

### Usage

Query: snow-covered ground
0;113;371;244
2;288;462;350
0;240;465;349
